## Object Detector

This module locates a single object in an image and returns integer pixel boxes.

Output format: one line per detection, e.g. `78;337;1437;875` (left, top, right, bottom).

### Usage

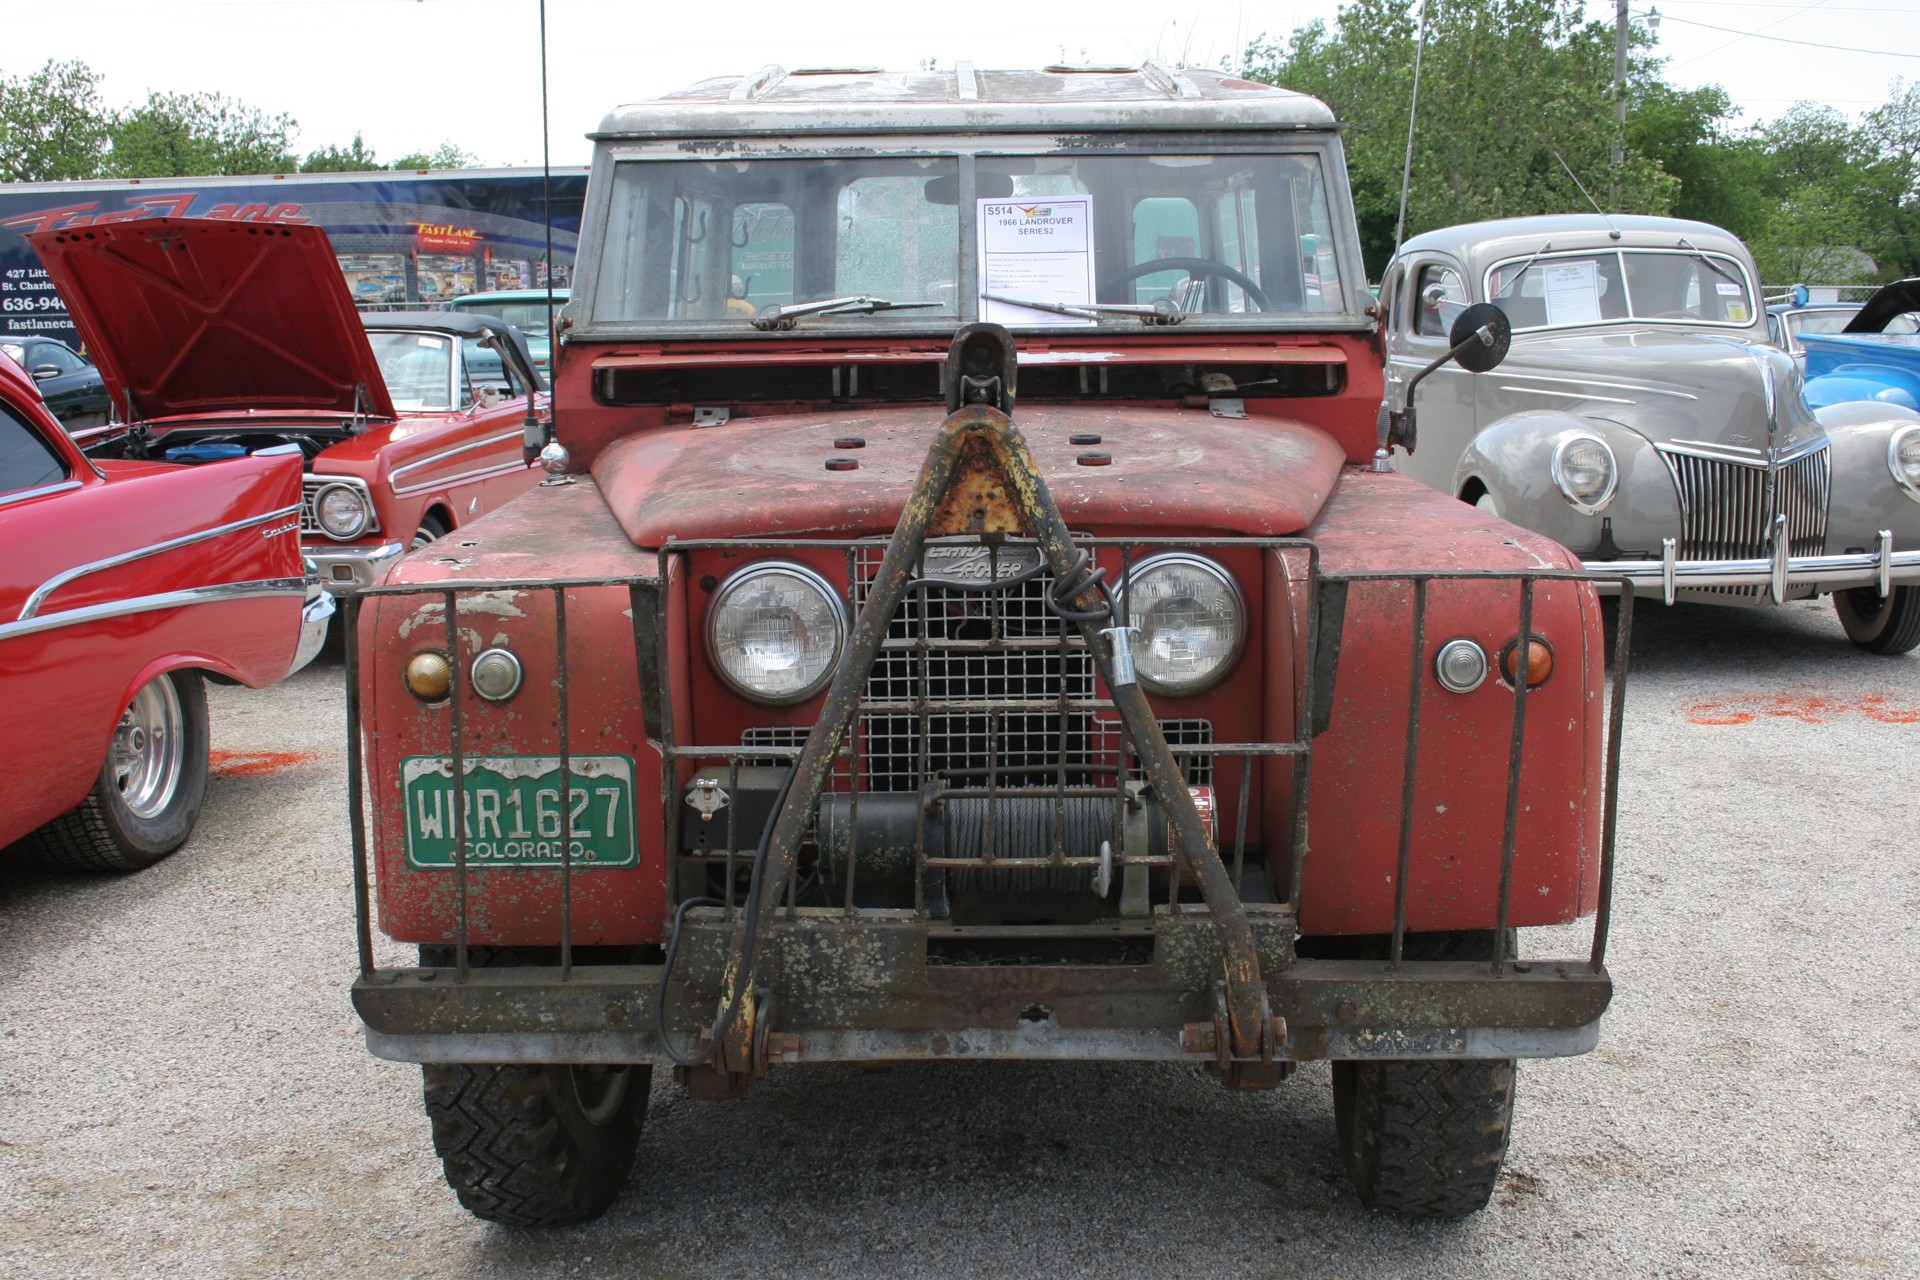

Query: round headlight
471;648;523;701
707;562;847;705
1551;435;1617;514
315;483;372;540
1890;426;1920;503
1434;638;1489;693
1117;553;1245;696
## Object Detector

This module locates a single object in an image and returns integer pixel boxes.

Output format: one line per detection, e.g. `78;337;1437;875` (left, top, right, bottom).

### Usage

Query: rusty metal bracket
710;390;1274;1076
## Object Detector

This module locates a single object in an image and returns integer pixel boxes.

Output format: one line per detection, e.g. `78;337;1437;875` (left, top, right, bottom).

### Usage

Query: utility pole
1611;0;1628;206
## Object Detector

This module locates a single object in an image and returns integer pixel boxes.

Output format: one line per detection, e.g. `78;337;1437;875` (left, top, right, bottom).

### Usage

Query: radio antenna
1392;0;1432;253
526;0;563;467
1554;150;1623;240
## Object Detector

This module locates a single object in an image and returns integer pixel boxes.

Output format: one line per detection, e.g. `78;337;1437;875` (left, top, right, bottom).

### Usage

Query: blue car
1800;279;1920;413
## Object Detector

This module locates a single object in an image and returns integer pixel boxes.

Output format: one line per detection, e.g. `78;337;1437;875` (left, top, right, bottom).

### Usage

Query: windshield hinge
691;406;731;428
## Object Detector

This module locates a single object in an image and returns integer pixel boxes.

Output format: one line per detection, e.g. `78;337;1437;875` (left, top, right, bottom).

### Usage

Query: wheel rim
412;523;441;551
111;677;185;820
1846;588;1887;624
568;1065;632;1126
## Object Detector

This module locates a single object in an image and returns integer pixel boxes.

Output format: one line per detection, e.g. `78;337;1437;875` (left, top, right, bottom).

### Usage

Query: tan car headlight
707;562;847;704
1890;426;1920;503
1117;553;1245;696
1551;435;1617;514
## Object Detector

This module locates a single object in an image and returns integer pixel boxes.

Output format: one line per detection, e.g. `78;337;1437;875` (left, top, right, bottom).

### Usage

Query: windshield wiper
751;295;939;331
1493;242;1553;300
983;293;1186;326
1675;238;1746;292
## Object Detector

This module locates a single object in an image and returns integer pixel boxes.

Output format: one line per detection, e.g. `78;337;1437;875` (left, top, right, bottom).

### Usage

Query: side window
0;402;68;496
31;342;85;374
1414;264;1467;337
458;337;519;406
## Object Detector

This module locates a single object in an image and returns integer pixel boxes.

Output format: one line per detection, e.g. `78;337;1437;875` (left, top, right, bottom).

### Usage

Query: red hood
593;405;1347;545
28;217;395;422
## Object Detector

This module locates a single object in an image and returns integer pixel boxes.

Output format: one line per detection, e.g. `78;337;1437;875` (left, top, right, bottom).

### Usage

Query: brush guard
347;403;1632;1094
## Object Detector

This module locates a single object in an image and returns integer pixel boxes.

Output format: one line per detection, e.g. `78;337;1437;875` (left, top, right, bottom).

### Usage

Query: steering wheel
1099;256;1273;312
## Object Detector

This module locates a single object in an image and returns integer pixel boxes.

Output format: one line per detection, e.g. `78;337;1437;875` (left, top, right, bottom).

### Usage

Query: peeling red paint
1682;693;1920;726
209;749;319;777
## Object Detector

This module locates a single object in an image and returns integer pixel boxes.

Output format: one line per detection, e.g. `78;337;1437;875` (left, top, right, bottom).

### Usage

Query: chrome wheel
110;676;187;821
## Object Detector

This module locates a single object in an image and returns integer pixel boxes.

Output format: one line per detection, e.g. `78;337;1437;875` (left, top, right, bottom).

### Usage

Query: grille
1661;446;1830;562
741;542;1216;794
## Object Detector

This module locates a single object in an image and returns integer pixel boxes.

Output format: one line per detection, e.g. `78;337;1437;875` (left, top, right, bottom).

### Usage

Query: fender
1452;411;1676;555
1816;399;1920;547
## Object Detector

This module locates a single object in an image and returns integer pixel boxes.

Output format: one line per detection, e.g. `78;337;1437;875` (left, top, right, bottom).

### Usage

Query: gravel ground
2;597;1917;1279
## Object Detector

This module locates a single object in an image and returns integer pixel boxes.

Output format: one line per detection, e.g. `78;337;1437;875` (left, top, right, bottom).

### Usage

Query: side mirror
1374;302;1514;466
1448;303;1511;374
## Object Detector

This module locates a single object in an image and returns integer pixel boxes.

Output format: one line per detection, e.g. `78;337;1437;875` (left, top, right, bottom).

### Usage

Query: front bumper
354;907;1610;1067
1588;527;1920;603
305;541;406;594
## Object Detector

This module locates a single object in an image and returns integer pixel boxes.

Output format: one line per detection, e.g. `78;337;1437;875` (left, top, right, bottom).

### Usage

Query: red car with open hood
29;218;549;602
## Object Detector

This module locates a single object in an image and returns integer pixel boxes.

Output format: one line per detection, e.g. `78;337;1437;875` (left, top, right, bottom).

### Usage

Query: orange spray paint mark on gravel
1682;693;1920;726
209;749;319;777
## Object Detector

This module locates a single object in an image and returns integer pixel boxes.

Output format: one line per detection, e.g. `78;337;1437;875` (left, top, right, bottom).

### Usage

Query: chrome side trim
291;586;337;674
20;504;301;621
1589;547;1920;599
1494;384;1634;406
0;578;307;643
391;458;532;499
386;428;524;490
0;478;82;508
1475;369;1697;401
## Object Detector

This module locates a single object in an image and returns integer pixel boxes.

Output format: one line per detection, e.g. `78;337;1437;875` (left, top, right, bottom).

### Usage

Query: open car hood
28;217;395;422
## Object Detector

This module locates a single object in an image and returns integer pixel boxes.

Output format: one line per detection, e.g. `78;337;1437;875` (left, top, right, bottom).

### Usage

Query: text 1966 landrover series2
344;64;1629;1225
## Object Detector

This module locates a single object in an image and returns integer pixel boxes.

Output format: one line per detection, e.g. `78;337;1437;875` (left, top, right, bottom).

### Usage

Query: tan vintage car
1378;214;1920;653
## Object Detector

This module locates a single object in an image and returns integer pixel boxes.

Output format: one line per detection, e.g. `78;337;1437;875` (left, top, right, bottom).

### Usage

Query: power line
1663;12;1920;57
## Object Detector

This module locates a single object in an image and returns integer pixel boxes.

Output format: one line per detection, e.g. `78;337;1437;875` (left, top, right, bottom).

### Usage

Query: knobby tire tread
423;1062;646;1227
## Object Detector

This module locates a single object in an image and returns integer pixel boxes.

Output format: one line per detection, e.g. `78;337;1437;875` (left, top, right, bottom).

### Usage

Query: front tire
412;512;451;552
423;1061;650;1227
23;670;209;873
1322;929;1516;1217
1834;585;1920;655
1333;1057;1516;1218
417;946;649;1226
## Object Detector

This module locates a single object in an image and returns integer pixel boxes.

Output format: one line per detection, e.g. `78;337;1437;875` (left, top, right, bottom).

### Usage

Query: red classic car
0;351;329;871
26;219;549;599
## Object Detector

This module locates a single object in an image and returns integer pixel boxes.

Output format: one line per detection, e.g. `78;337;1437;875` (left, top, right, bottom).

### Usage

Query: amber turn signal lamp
404;650;452;701
1500;635;1554;688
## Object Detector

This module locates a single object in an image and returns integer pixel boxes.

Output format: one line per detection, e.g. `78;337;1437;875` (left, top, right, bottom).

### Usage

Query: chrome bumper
291;576;336;674
1587;524;1920;604
305;541;406;594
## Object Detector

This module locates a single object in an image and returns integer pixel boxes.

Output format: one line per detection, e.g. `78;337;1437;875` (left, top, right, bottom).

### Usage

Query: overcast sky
12;0;1920;171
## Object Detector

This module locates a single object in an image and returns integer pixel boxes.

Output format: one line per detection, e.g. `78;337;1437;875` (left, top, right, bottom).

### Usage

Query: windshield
368;331;455;411
454;299;563;335
587;148;1354;330
1485;249;1756;331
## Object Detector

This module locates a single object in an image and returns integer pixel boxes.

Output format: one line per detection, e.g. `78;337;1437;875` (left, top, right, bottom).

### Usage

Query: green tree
107;90;298;177
1859;79;1920;277
1241;0;1676;273
1745;103;1882;284
0;59;111;182
1626;82;1767;242
390;142;478;171
301;132;383;173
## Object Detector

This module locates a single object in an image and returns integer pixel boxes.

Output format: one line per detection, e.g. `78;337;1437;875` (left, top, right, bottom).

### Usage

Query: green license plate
401;755;637;870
